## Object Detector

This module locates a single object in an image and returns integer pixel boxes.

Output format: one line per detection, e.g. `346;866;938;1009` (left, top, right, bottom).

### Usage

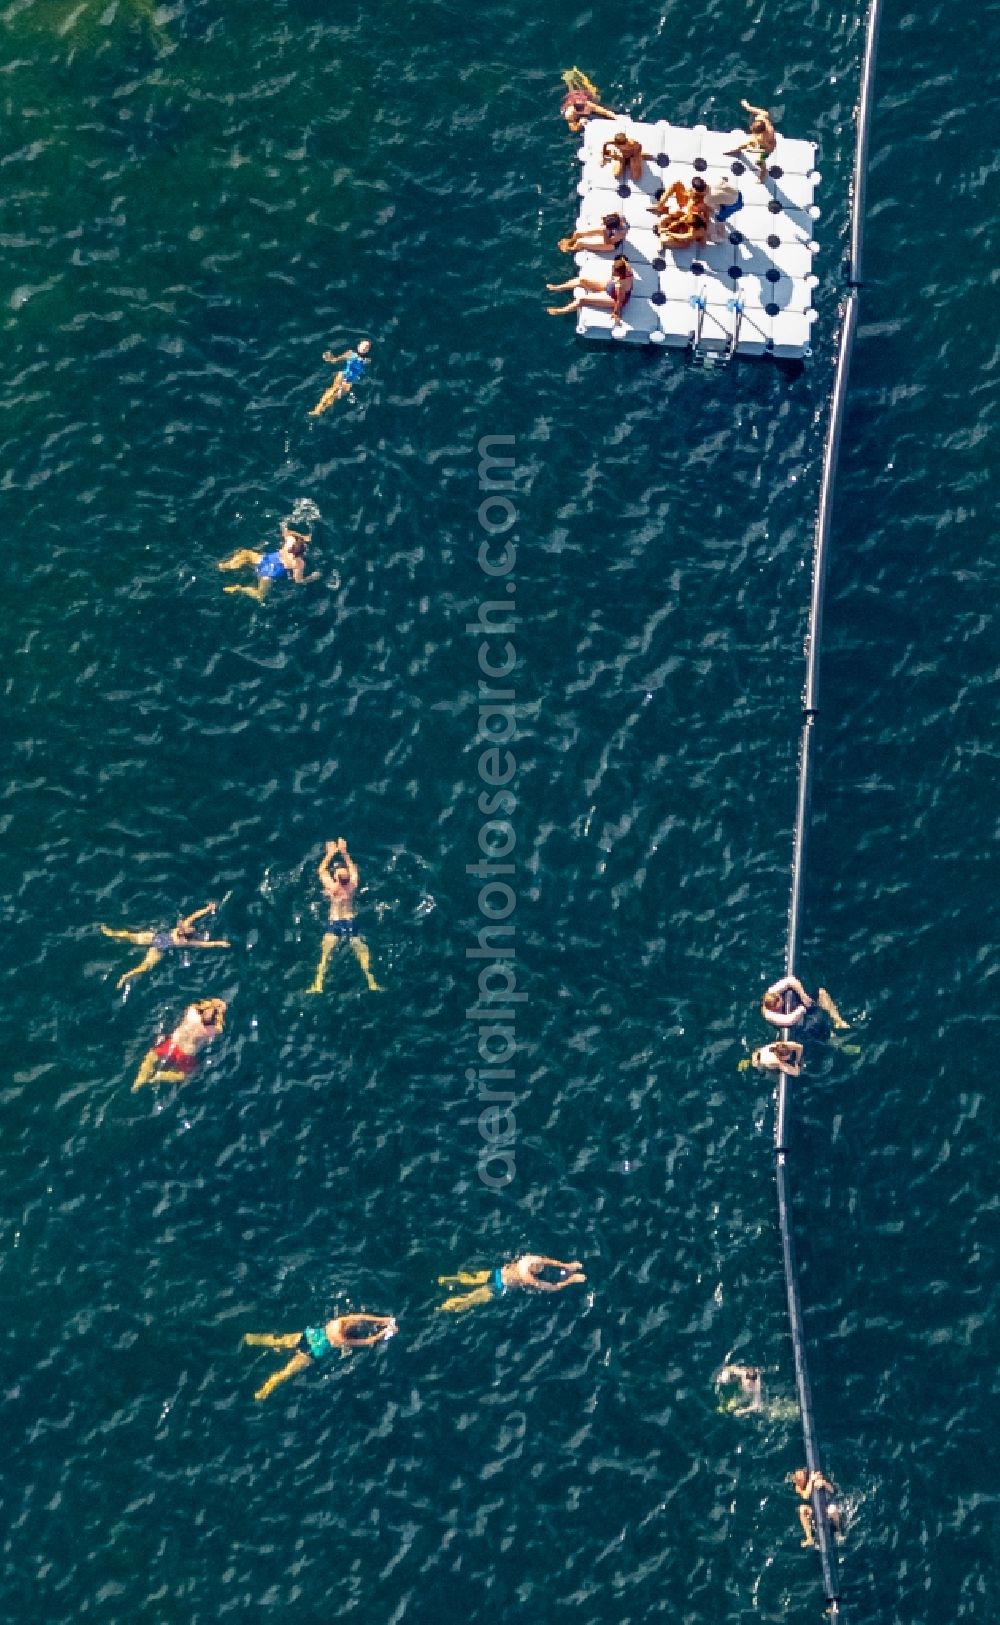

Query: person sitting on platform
559;68;617;133
761;974;849;1035
790;1468;844;1547
245;1312;397;1402
546;256;634;321
726;97;778;177
749;1040;803;1077
648;175;712;221
559;211;628;255
655;209;709;248
600;129;653;183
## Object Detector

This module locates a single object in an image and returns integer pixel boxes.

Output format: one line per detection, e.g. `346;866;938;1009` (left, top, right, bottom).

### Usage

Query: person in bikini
306;838;382;994
131;997;227;1090
218;521;318;602
101;903;229;990
546;255;634;320
600;129;653;183
436;1254;586;1313
559;68;616;133
656;209;709;248
559;211;628;255
245;1312;397;1401
761;973;849;1037
791;1468;844;1546
309;338;372;415
749;1040;803;1078
726;98;778;176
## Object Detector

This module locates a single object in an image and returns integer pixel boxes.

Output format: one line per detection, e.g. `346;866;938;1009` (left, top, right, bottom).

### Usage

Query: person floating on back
132;997;226;1090
306;838;382;994
790;1467;844;1547
436;1254;586;1313
559;68;616;133
101;902;230;990
309;339;372;416
218;520;318;603
761;974;849;1037
245;1312;397;1402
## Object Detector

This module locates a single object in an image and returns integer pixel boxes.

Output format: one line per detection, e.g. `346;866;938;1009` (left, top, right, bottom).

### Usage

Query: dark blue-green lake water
1;0;997;1620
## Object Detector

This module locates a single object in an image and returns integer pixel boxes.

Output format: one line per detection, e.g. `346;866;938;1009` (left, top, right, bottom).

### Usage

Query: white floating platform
573;119;820;359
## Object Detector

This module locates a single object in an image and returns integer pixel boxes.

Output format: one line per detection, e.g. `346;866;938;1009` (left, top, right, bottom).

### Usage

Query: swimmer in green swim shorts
436;1253;586;1313
244;1311;397;1401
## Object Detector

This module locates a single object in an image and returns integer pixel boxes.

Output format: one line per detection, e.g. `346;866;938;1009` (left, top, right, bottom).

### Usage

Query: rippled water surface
2;0;997;1620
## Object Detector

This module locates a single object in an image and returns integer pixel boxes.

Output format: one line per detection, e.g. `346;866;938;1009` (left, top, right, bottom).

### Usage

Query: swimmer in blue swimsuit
306;837;383;994
309;338;372;416
100;902;229;989
436;1254;586;1314
219;521;318;602
244;1311;397;1401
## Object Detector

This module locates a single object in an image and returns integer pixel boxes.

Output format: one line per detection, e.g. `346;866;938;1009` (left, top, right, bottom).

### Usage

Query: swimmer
762;974;849;1034
306;838;382;994
749;1040;803;1077
790;1468;844;1546
716;1362;763;1415
218;521;319;602
100;903;230;990
131;997;226;1090
559;68;616;133
726;98;778;176
546;255;633;320
244;1312;397;1402
600;129;653;183
559;211;628;254
436;1254;586;1313
309;338;372;416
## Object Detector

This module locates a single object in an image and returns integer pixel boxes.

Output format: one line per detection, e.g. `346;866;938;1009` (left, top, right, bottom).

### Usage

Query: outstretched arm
339;842;360;889
317;842;341;900
741;98;768;119
180;904;218;930
322;349;352;365
767;974;812;1003
189;938;231;950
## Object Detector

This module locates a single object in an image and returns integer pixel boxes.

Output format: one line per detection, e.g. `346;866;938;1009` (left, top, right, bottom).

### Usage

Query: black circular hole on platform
766;268;781;283
652;257;666;271
767;233;781;248
618;184;631;198
765;338;775;350
693;157;708;172
656;152;669;167
653;187;664;201
765;301;779;317
727;265;741;279
769;164;784;179
731;160;745;176
729;231;743;245
691;261;705;275
650;291;666;306
768;200;782;214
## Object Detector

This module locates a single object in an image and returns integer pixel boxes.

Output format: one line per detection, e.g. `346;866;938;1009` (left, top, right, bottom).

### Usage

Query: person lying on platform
437;1254;586;1313
559;211;628;254
307;838;383;994
309;338;372;416
655;209;709;248
790;1468;844;1546
101;902;230;990
245;1313;397;1402
761;974;849;1035
546;256;634;320
560;68;617;133
726;98;778;176
600;129;653;183
749;1040;803;1077
219;521;319;602
716;1362;763;1414
132;997;226;1090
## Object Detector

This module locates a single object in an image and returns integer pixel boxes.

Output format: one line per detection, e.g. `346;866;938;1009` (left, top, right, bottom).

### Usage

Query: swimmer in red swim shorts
132;997;227;1091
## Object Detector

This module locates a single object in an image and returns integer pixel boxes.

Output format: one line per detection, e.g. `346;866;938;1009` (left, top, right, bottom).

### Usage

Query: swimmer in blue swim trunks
436;1254;586;1314
100;902;229;989
244;1311;397;1401
309;338;372;416
306;837;383;994
218;520;318;602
